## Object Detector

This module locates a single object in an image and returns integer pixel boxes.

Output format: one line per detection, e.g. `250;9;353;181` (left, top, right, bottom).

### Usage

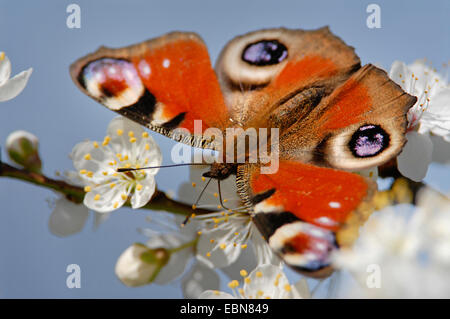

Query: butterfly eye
349;124;390;158
242;40;288;66
80;58;144;110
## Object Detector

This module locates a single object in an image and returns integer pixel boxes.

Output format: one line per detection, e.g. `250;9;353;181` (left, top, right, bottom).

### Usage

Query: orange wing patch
132;36;229;132
249;161;369;231
319;78;372;131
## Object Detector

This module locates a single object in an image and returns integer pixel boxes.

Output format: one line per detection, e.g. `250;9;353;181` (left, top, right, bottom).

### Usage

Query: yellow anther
142;132;149;138
240;270;248;277
129;137;137;143
210;239;215;243
136;184;143;191
144;158;149;165
213;192;218;197
109;183;116;189
113;172;118;177
84;186;92;192
128;131;134;137
214;224;218;228
213;290;220;295
94;194;101;201
102;137;110;146
121;194;128;200
274;279;279;287
102;171;108;176
93;141;99;148
201;176;206;182
116;153;122;159
122;154;129;161
217;205;222;209
257;290;264;297
255;271;263;278
244;277;251;284
145;143;150;150
113;202;119;209
191;213;196;218
86;171;93;178
116;129;123;136
228;280;239;289
220;243;227;250
234;232;239;236
192;204;197;210
124;163;131;168
0;52;4;61
197;231;202;235
233;243;237;247
284;284;291;292
206;252;211;257
223;199;228;203
84;153;91;160
241;244;248;250
191;182;196;187
79;169;87;175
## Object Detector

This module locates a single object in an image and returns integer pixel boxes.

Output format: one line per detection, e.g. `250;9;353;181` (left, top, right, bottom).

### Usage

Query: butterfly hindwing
237;161;376;277
70;32;230;149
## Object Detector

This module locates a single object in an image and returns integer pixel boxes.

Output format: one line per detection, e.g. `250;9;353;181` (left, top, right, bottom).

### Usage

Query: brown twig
0;162;213;216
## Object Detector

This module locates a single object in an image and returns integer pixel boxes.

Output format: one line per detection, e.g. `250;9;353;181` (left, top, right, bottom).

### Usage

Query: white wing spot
328;201;341;209
162;59;170;68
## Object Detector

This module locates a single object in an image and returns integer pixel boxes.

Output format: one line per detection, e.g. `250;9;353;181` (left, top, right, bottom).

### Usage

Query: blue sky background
0;0;448;298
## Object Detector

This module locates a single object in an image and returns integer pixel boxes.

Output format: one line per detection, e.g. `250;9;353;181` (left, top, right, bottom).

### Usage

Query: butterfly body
71;27;416;277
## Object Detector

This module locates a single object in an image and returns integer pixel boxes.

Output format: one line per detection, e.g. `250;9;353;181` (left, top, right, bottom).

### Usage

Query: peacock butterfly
70;27;416;277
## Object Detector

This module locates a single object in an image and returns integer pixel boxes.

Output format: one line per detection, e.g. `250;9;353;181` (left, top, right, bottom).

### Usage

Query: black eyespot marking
349;124;390;158
242;40;288;66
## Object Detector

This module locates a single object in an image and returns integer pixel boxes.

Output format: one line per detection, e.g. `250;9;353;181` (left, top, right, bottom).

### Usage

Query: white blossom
389;60;450;181
71;116;162;213
199;264;310;299
0;52;32;102
333;187;450;298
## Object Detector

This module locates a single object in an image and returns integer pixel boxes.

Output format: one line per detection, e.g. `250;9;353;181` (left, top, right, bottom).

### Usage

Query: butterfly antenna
217;179;232;211
182;177;213;226
117;163;205;172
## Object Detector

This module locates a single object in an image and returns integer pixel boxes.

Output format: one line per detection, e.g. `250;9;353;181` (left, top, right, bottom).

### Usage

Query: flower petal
389;61;409;91
71;140;115;184
196;228;243;268
84;182;128;213
182;262;220;299
107;116;145;155
0;68;32;102
243;264;292;299
130;176;156;209
198;290;235;299
48;197;89;237
0;54;12;85
397;131;433;181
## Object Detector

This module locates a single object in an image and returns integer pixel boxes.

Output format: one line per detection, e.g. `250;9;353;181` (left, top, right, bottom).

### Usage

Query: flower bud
115;243;170;287
6;130;42;173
